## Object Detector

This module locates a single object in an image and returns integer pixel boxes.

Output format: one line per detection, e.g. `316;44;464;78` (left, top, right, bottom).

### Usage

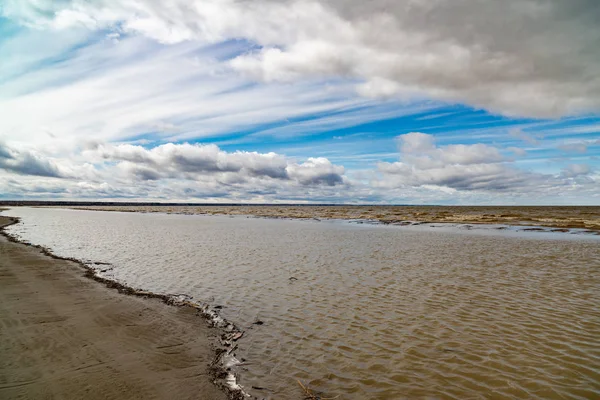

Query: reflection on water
5;207;600;399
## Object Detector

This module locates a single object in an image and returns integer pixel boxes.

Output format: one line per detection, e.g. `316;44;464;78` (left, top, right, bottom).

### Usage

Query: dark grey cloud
231;0;600;117
299;172;343;186
286;157;346;186
0;145;13;159
182;187;231;199
127;165;163;181
0;143;64;178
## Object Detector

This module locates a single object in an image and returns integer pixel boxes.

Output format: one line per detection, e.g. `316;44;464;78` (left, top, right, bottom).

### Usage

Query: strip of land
1;202;598;231
0;216;227;400
59;204;600;232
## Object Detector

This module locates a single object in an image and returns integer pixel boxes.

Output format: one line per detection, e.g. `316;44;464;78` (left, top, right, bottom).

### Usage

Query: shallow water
63;204;600;232
4;207;600;399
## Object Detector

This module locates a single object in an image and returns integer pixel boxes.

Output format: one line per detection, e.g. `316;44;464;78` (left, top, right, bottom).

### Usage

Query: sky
0;0;599;204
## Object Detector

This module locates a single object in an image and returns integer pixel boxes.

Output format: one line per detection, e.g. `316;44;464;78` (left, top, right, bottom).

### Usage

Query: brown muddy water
3;207;600;399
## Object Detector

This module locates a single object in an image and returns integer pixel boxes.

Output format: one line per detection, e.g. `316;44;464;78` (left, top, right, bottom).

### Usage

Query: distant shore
0;216;231;400
30;204;600;232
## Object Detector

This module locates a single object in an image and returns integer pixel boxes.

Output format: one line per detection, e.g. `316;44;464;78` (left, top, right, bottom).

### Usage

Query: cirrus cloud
1;1;599;205
3;0;600;118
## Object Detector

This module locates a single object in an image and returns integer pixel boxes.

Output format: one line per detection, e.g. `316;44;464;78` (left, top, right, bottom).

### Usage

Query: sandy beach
0;216;227;400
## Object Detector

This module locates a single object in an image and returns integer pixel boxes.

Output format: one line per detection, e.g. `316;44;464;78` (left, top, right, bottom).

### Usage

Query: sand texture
0;216;227;400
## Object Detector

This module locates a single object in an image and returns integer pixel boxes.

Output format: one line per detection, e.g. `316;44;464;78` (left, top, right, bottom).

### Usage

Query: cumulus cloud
88;142;346;187
287;157;344;186
377;133;544;191
0;142;64;178
0;141;353;202
375;132;600;199
393;132;505;171
0;137;598;203
4;0;599;118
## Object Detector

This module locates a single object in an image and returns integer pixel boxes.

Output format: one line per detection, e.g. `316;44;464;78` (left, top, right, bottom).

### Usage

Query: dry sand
0;216;227;400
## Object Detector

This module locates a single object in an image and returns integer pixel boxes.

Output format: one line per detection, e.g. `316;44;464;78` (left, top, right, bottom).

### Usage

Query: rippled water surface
4;207;600;399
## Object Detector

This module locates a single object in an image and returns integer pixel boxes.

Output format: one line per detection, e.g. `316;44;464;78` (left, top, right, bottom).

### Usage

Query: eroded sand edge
0;215;242;400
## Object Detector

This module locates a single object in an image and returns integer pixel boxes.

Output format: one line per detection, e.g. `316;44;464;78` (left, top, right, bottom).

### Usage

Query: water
64;204;600;232
4;207;600;399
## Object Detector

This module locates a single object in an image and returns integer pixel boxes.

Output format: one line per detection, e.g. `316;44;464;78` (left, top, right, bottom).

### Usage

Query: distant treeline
3;201;583;208
0;201;359;207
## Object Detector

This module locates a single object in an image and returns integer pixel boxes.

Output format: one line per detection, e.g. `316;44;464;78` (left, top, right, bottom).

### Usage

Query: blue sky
0;1;599;204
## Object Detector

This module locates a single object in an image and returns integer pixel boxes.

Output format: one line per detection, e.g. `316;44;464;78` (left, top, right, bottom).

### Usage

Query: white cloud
287;157;345;186
557;142;588;154
0;30;425;151
378;160;533;191
0;141;353;202
507;147;527;157
395;132;504;170
1;136;598;204
378;133;531;191
560;164;591;178
376;132;598;196
509;128;541;145
1;0;599;204
87;141;346;187
5;0;598;118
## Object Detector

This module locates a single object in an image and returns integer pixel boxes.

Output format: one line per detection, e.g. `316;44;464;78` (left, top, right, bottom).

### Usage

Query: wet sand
0;216;227;400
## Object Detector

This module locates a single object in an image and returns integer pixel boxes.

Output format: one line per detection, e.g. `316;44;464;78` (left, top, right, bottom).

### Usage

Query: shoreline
41;205;600;233
0;215;248;400
3;208;598;399
34;205;600;235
